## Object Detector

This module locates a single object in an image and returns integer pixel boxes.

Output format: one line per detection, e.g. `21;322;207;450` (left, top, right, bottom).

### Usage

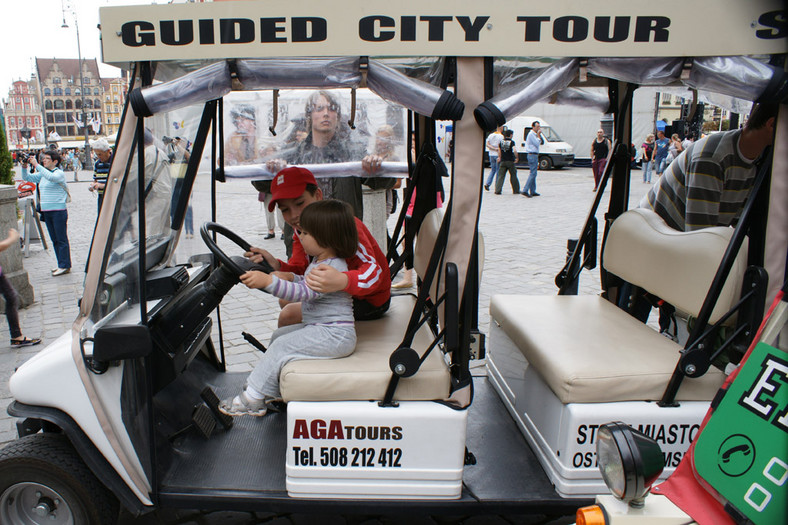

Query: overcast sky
0;0;160;99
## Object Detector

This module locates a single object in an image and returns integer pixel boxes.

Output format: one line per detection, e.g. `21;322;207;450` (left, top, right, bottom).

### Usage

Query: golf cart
0;1;786;524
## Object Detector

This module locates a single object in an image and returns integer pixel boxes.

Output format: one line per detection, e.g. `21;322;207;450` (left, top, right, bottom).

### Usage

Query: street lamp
61;0;93;171
20;127;31;149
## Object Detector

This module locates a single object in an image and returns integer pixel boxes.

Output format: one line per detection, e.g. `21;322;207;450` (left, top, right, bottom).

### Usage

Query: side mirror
596;421;664;508
93;325;153;363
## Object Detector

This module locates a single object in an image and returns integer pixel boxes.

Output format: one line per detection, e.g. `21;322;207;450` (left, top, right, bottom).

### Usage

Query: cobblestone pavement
2;165;646;524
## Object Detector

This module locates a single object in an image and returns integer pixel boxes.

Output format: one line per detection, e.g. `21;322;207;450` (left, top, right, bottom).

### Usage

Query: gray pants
246;323;357;398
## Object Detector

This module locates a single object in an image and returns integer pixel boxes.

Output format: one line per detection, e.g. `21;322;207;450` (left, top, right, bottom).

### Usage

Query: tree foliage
0;125;14;185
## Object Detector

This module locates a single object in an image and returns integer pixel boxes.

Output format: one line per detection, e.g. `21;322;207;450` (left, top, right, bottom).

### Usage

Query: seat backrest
413;208;485;302
603;208;748;324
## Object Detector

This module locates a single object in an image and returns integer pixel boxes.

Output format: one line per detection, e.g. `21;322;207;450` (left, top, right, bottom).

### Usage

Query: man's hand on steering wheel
245;246;280;271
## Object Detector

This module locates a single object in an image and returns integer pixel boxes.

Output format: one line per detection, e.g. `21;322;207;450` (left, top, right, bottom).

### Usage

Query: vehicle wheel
538;156;553;170
0;433;119;525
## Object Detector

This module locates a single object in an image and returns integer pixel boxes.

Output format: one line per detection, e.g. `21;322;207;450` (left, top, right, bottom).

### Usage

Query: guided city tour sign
99;0;786;65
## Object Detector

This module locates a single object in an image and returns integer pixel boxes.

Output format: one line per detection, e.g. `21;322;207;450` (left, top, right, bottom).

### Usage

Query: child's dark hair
299;200;358;259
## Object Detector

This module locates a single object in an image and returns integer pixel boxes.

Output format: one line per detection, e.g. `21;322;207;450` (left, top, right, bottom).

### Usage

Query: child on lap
220;200;358;417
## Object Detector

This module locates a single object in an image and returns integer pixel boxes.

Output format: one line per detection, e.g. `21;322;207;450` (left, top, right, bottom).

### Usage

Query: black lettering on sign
220;18;255;44
739;355;788;433
420;16;453;41
634;16;670;42
198;19;215;45
260;18;287;43
517;16;550;41
456;16;490;42
121;21;156;47
553;16;588;42
593;16;630;43
757;11;787;39
160;20;193;46
292;17;326;42
577;424;588;445
359;16;395;42
401;16;417;41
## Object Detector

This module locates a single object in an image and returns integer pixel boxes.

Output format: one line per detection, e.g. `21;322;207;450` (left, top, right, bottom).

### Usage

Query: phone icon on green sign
721;444;751;463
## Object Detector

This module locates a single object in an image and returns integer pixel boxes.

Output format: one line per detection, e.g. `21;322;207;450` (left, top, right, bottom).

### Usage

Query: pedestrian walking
89;138;113;213
0;229;41;348
590;129;611;192
641;134;655;184
494;129;519;194
653;130;670;178
484;126;504;191
521;121;542;197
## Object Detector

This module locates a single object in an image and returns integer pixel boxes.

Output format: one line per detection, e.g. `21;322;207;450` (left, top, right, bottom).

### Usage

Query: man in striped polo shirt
89;138;113;213
640;103;778;231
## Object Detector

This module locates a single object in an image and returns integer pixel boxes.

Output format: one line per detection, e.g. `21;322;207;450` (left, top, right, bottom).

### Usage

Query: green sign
694;343;788;524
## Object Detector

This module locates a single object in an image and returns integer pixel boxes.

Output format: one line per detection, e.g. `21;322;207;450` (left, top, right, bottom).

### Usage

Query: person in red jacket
246;167;391;326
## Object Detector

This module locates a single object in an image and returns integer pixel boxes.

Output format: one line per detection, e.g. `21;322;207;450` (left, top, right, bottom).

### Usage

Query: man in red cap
246;166;391;325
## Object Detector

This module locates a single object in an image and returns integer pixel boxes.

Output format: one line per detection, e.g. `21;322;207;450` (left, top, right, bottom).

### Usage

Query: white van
504;116;575;169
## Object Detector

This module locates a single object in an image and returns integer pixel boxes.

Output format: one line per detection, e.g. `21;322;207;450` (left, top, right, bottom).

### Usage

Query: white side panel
9;334;152;505
286;401;467;499
487;322;710;497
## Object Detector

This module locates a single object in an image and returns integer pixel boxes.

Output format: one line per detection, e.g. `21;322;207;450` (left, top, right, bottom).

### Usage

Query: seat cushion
603;208;747;324
280;295;451;402
490;295;726;404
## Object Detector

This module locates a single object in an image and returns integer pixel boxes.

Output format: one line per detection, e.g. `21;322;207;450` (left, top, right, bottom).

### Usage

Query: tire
538;156;553;170
0;433;119;525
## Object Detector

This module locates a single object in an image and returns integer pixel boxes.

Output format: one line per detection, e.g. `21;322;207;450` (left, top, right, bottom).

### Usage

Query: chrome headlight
596;421;664;508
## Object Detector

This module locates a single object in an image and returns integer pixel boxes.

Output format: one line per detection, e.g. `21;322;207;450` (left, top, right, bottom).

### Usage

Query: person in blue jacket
22;151;71;276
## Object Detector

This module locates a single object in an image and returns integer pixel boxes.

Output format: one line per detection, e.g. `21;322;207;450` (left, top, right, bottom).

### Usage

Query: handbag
57;180;72;203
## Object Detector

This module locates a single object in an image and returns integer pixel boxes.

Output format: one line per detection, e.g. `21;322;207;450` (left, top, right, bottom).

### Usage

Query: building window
74;88;80;96
84;78;90;85
45;100;53;110
93;88;99;95
661;93;672;104
54;99;65;110
53;77;61;84
46;114;54;124
55;112;66;123
65;88;71;95
9;118;15;127
54;87;63;96
66;100;73;109
44;88;51;96
94;99;101;108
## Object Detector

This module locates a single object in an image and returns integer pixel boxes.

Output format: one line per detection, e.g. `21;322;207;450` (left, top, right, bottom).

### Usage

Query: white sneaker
219;391;268;417
52;268;71;277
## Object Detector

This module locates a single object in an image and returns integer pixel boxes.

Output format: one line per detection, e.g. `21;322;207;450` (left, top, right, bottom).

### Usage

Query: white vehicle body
0;2;784;524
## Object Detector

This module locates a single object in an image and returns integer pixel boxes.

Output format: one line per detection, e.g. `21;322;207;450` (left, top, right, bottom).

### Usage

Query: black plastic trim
432;90;465;121
156;489;588;516
473;101;506;132
129;87;152;118
7;401;149;516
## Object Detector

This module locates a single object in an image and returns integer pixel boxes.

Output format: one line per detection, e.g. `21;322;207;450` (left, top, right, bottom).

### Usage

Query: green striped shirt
639;130;758;232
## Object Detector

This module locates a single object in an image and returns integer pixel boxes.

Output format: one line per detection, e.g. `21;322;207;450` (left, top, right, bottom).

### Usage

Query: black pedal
242;331;267;353
191;403;216;439
201;387;234;430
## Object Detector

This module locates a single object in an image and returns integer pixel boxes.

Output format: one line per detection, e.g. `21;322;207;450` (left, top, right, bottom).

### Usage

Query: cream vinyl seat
490;208;748;404
280;209;473;402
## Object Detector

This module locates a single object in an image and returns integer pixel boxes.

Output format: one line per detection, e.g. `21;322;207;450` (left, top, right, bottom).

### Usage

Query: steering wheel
200;222;273;277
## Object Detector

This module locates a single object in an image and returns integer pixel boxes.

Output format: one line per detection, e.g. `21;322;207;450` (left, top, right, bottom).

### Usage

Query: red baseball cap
268;166;317;211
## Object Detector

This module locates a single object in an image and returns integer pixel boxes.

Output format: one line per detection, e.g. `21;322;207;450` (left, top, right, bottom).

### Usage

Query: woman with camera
21;151;71;276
